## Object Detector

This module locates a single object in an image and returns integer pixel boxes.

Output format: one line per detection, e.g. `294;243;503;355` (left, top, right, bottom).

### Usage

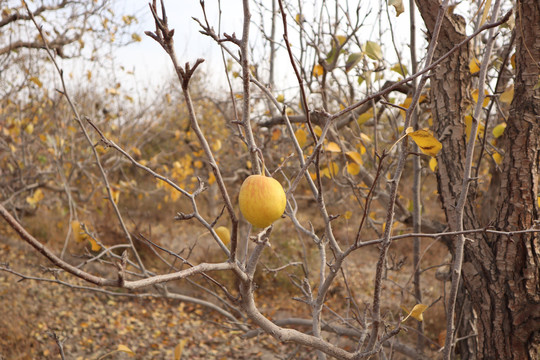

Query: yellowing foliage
345;151;363;165
401;304;428;322
471;89;490;107
499;86;514;104
469;58;481;74
321;162;339;178
406;128;442;157
325;142;341;152
493;152;503;165
295;128;307;148
357;108;374;125
464;115;485;142
429;157;438;172
492;122;507;138
313;64;324;77
26;189;44;207
346;162;360;175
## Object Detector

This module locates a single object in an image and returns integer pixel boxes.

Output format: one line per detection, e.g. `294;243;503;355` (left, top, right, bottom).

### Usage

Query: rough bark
415;1;479;358
417;0;540;359
466;0;540;357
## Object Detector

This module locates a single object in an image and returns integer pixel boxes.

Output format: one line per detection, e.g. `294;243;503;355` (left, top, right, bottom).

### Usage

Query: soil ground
0;211;447;359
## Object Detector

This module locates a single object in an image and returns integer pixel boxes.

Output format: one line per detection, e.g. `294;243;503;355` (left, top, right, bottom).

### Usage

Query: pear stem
256;148;266;176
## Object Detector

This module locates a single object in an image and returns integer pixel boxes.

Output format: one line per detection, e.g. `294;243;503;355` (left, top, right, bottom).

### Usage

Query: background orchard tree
0;0;538;359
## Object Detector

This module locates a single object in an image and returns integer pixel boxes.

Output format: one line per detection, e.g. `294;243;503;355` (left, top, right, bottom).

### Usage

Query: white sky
112;0;244;90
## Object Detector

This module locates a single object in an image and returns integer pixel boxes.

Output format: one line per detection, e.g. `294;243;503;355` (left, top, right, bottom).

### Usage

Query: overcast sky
112;0;244;90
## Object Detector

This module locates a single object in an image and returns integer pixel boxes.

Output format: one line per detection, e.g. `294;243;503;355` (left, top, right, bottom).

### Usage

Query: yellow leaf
174;339;188;360
325;142;341;152
276;94;285;103
391;63;407;76
359;132;372;144
212;139;222;151
533;75;540;90
314;125;323;137
399;97;412;118
131;33;142;42
29;77;42;88
537;196;540;208
407;129;442;157
336;35;347;45
106;87;119;96
246;160;252;169
364;41;383;61
117;344;135;356
471;89;490;107
389;0;404;17
398;95;427;118
271;128;281;141
130;146;142;157
111;187;120;204
356;143;366;155
88;237;101;252
194;160;203;169
208;172;216;185
499;85;514;104
410;304;428;321
511;53;516;69
25;123;34;134
469;57;481;74
492;122;506;138
345;52;363;72
464;115;485;142
295;13;305;24
312;64;324;77
345;151;363;165
321;162;339;179
295;128;307;148
480;0;492;26
71;220;85;242
26;189;44;207
429;157;438;172
493;152;503;165
344;210;353;220
357;108;373;125
401;304;428;322
346;162;360;175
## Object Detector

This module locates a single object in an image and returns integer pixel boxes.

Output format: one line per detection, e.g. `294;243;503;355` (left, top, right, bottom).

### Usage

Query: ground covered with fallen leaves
0;234;306;360
0;212;447;360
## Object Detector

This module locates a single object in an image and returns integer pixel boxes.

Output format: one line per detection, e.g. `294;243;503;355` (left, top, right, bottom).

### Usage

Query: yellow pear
238;174;286;228
215;226;231;246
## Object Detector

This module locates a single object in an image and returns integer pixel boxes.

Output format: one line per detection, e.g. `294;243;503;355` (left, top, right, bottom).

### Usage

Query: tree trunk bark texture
416;0;540;359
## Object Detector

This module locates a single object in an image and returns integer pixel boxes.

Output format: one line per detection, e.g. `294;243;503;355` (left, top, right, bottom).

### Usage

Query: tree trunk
414;2;478;358
416;0;540;358
462;0;540;358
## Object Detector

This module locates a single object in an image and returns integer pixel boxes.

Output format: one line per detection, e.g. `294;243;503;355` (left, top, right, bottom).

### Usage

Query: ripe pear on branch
238;161;286;228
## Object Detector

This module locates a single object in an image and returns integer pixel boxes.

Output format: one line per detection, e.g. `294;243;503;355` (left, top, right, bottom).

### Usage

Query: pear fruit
238;175;286;228
215;226;231;246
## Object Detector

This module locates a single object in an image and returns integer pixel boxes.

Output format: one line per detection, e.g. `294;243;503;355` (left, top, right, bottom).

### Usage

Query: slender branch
145;1;238;260
328;10;513;123
22;1;148;276
366;0;451;351
443;1;504;358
